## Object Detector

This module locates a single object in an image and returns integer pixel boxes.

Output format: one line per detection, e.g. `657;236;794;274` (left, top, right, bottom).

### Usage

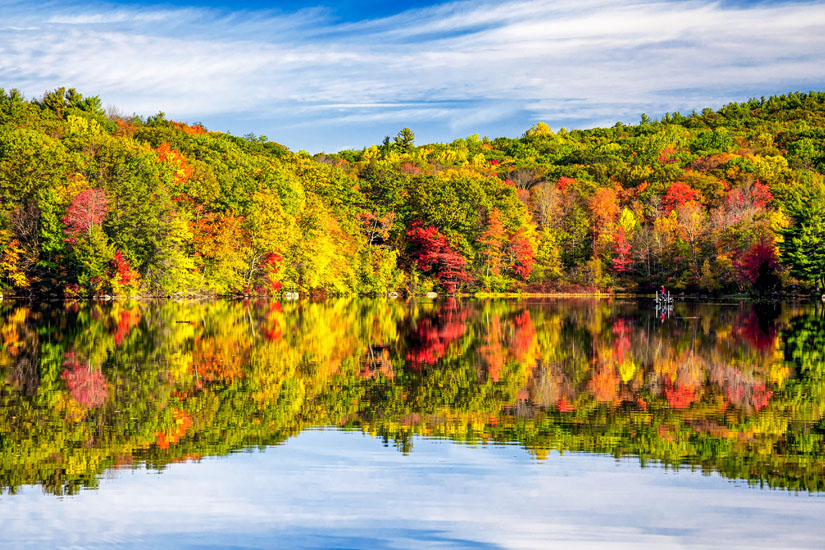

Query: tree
8;201;42;284
675;202;707;275
779;183;825;292
63;188;114;292
394;128;415;153
110;250;140;295
155;142;193;186
612;227;633;273
480;208;507;277
507;229;535;280
661;181;698;214
508;168;543;190
63;189;108;241
36;87;104;118
358;211;395;246
589;187;620;241
0;228;28;288
191;212;249;293
143;214;196;293
559;203;591;268
406;222;472;293
529;182;561;227
738;237;780;293
533;226;563;282
245;191;296;291
524;122;551;137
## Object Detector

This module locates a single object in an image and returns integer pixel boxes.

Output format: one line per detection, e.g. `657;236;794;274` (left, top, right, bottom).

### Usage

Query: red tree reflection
62;353;107;408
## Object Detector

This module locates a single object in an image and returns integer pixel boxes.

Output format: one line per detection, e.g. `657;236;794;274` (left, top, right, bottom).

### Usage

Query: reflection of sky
2;430;824;549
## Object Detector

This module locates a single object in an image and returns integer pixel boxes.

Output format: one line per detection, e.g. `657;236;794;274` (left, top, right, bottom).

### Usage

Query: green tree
394;127;415;153
779;183;825;292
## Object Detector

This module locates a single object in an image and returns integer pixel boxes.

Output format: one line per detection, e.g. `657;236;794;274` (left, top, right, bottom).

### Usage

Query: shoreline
1;291;819;302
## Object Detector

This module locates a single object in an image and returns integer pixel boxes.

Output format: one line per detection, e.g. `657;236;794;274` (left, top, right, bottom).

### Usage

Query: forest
1;87;825;296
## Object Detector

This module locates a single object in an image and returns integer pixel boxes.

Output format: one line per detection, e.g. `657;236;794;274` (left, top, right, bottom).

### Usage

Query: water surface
1;298;824;548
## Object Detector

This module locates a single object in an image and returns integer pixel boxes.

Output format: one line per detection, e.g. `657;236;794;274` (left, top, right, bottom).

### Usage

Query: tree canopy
2;88;825;296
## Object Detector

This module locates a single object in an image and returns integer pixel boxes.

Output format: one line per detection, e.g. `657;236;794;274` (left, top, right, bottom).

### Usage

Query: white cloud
2;431;824;549
1;0;824;151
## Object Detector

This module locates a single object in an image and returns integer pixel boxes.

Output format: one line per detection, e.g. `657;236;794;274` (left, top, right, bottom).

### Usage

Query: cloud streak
1;0;824;151
3;431;825;549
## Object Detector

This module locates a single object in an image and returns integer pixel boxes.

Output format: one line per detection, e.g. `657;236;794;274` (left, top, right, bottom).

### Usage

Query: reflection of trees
1;299;824;494
2;308;40;397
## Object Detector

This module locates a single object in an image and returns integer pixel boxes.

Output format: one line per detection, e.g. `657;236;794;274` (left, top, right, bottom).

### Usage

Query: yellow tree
191;212;249;294
244;191;298;292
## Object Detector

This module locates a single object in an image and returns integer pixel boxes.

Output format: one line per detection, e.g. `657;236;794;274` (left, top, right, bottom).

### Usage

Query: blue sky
2;431;825;549
2;0;825;152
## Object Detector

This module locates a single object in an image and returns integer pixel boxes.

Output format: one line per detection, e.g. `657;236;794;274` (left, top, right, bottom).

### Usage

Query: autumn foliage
737;238;780;290
2;88;825;297
661;181;698;214
406;222;472;292
155;142;193;185
62;188;108;240
612;228;633;273
61;353;107;408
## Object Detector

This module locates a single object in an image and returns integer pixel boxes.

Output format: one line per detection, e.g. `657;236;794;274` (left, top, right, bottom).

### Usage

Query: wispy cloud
2;431;824;549
1;0;824;150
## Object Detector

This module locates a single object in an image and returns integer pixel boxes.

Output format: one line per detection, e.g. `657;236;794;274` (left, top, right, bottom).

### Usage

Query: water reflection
1;298;824;495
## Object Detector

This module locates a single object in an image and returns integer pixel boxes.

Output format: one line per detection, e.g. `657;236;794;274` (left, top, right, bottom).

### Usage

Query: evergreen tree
779;183;825;292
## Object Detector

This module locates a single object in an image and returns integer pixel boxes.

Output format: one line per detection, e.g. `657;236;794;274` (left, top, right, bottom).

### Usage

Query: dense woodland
1;87;825;296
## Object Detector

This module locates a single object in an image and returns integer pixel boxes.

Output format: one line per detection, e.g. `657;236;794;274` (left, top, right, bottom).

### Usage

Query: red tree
509;229;535;280
751;180;773;208
257;253;283;294
661;181;698;214
62;352;107;408
111;250;138;288
612;227;633;273
737;238;779;291
63;188;108;241
557;176;576;192
406;222;472;292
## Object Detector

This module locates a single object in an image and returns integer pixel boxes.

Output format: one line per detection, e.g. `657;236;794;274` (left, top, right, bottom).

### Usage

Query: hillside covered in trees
1;87;824;297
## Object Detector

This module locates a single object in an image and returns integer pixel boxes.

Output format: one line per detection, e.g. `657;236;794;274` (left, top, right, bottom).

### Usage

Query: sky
2;430;825;548
1;0;825;152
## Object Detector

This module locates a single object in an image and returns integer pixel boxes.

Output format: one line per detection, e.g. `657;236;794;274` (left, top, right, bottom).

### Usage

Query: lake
1;298;824;549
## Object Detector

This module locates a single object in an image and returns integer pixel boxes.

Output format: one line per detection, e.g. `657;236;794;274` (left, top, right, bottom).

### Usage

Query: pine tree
779;183;825;292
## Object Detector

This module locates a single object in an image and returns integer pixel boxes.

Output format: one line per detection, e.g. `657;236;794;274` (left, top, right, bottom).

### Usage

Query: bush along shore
1;87;825;300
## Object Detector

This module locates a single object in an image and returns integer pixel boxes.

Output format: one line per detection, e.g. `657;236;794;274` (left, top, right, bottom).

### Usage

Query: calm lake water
1;298;824;549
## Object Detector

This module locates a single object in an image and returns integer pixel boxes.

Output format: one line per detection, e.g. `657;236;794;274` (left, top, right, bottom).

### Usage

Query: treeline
1;87;825;296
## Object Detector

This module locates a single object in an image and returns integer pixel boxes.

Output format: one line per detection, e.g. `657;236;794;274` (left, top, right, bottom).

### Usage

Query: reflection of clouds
2;1;825;150
2;430;824;548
